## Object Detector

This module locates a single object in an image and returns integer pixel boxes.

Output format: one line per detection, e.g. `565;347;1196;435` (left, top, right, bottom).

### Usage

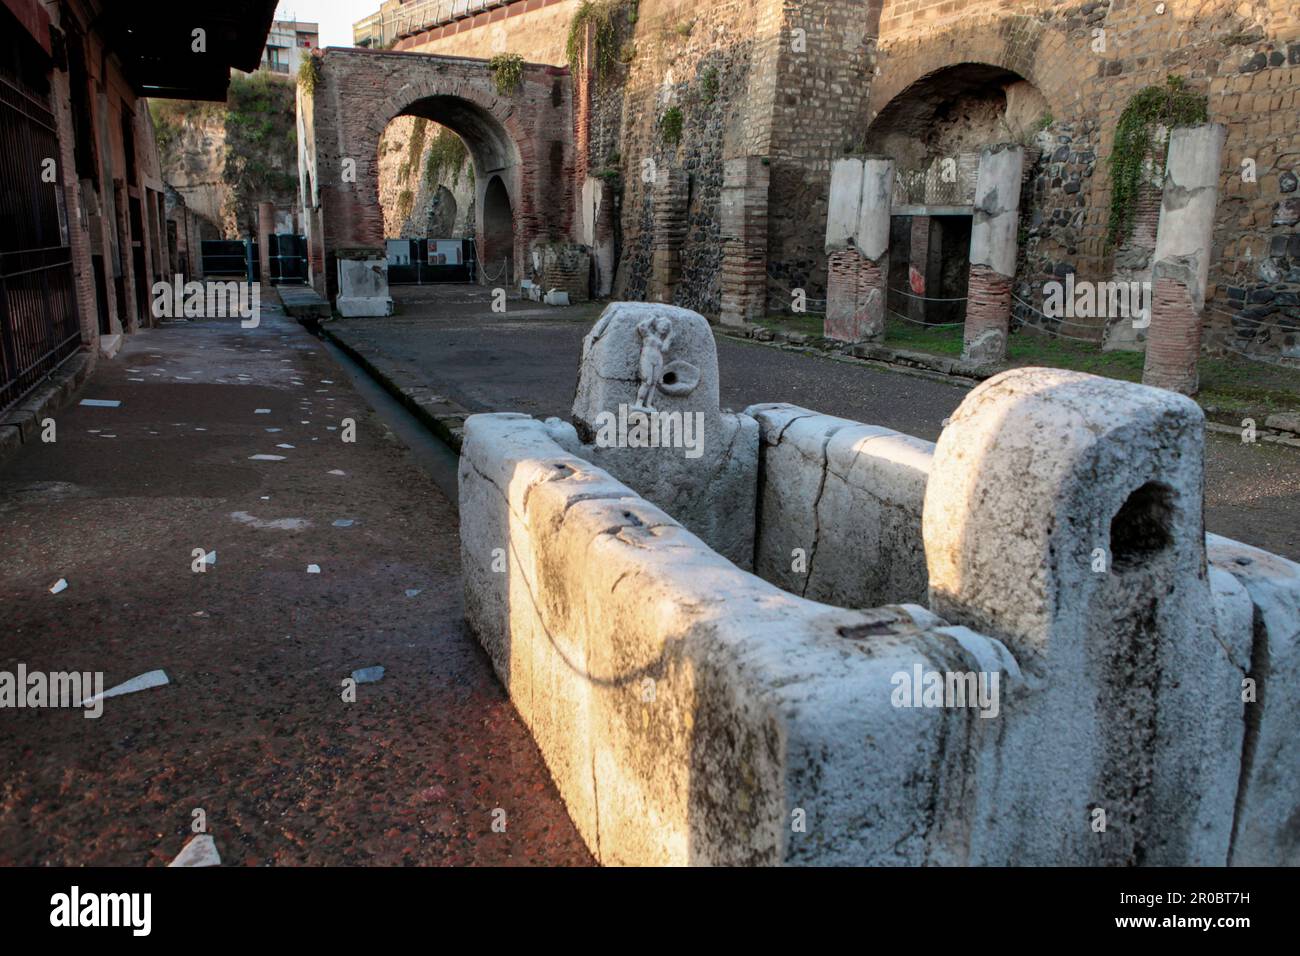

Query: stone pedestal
1142;124;1226;395
962;144;1024;366
336;252;393;317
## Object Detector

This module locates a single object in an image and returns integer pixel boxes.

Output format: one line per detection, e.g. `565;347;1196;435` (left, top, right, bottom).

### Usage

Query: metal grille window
0;22;82;415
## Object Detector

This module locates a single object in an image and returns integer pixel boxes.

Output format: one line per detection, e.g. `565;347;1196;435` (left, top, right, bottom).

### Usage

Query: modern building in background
0;0;275;418
258;19;319;75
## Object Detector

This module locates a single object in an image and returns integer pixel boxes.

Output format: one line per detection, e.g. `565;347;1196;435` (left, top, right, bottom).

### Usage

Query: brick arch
867;16;1075;131
301;47;573;299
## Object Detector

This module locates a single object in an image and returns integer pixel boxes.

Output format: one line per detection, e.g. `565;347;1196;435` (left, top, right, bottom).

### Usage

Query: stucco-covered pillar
1142;124;1226;396
719;156;770;326
257;201;275;285
962;144;1024;366
824;156;892;342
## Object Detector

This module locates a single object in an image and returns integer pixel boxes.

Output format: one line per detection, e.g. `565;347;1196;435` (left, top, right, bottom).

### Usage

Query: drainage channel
315;331;462;506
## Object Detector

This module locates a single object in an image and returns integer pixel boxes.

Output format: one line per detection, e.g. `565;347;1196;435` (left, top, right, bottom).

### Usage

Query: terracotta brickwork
351;0;1299;363
302;47;572;299
1144;272;1203;392
870;0;1300;358
964;262;1013;361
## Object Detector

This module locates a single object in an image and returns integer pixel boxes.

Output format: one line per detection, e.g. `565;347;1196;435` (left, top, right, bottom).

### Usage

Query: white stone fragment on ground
327;469;346;476
49;578;67;594
265;428;282;433
87;669;169;704
404;588;422;598
248;454;286;461
307;564;321;574
276;444;295;449
351;666;384;684
79;399;121;408
168;834;221;868
229;511;309;531
254;408;270;414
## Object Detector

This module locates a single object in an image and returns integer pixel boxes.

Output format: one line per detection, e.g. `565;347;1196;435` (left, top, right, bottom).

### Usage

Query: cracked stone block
924;367;1243;865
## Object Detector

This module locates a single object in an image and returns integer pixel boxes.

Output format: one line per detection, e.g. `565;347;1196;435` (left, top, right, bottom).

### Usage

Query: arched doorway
862;64;1050;327
482;174;514;286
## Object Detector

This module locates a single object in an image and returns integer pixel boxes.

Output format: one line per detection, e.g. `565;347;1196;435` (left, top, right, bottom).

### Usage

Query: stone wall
397;0;582;64
354;0;1300;361
376;117;476;238
868;0;1300;357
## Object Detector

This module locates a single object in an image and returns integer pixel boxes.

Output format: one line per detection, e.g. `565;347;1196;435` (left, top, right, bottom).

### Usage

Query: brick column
824;156;892;342
1142;124;1226;396
650;167;688;303
963;144;1025;366
719;156;769;326
826;158;863;336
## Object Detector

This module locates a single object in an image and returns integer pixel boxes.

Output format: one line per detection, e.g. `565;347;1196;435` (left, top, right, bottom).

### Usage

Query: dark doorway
482;174;513;286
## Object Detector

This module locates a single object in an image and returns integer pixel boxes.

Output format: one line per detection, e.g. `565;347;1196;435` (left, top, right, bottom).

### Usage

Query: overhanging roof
94;0;279;101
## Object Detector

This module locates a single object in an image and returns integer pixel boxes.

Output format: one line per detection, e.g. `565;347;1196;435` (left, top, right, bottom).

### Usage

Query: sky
274;0;374;48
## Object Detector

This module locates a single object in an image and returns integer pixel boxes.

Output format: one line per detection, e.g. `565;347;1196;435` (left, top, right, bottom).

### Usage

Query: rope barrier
477;257;509;285
885;309;964;329
888;286;968;303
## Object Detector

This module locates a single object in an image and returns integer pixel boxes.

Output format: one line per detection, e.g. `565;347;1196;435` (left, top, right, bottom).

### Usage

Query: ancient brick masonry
300;47;573;300
824;156;893;342
1141;124;1226;395
963;264;1014;363
1143;274;1203;393
649;168;689;303
719;157;770;325
826;249;863;338
963;144;1024;365
825;250;886;342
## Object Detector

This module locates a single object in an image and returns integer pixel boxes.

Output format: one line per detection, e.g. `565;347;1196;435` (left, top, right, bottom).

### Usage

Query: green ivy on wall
296;55;320;96
1106;75;1208;249
660;106;683;147
488;53;524;96
424;127;469;188
566;0;637;89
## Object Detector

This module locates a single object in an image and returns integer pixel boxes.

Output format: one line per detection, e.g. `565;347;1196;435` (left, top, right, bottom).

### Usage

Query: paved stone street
0;300;590;866
330;287;1300;562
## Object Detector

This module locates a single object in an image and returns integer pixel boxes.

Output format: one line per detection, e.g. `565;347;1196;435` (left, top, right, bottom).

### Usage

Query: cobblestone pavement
329;286;1300;562
0;301;592;866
